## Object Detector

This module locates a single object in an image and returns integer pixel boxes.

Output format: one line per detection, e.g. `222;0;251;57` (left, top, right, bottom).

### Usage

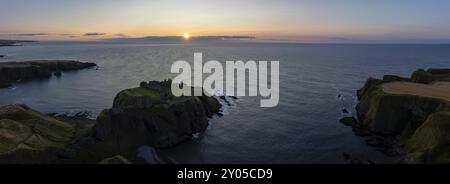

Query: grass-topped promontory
353;68;450;163
112;80;179;108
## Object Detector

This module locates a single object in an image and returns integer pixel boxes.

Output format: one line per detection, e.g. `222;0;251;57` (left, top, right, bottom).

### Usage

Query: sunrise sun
183;33;190;39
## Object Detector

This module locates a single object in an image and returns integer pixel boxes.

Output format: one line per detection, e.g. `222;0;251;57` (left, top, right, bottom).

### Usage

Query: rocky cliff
354;68;450;163
0;104;93;163
0;80;222;163
0;60;96;88
68;80;221;163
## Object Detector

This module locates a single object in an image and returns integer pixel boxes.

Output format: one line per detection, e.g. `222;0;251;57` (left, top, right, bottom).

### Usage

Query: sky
1;0;450;43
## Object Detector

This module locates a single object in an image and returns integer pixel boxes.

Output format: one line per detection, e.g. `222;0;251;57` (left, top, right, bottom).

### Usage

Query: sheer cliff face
73;85;221;162
356;69;450;163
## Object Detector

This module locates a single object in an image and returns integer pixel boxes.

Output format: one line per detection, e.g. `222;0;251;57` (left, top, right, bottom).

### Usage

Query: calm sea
1;41;450;163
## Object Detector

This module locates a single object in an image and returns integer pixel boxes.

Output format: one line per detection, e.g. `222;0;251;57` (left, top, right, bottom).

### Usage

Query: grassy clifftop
356;68;450;163
0;104;93;163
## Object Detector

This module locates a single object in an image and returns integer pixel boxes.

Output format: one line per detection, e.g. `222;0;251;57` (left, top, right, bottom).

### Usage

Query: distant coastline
0;40;35;47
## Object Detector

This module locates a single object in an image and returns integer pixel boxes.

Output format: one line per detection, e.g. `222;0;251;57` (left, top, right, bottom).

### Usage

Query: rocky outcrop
0;80;222;163
354;68;450;163
0;104;93;163
65;80;221;163
0;60;96;88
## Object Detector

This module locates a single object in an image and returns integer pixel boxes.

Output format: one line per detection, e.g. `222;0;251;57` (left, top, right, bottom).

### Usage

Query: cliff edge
355;68;450;163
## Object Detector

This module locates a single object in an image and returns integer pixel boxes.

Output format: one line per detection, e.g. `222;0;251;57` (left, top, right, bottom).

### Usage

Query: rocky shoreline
341;68;450;163
0;79;222;163
0;60;97;88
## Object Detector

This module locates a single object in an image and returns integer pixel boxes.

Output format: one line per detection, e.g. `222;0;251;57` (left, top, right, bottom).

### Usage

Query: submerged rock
342;108;349;114
53;71;62;77
339;116;359;127
354;68;450;163
0;60;96;88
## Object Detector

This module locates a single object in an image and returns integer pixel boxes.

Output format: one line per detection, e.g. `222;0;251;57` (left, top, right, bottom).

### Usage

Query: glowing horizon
1;0;450;43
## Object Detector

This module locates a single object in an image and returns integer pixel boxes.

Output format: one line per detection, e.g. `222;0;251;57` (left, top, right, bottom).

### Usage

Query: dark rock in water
219;96;232;106
352;128;372;137
342;108;349;114
342;152;351;161
339;116;359;127
230;96;238;100
0;55;4;58
217;112;224;117
54;71;62;77
0;60;96;88
0;79;12;88
365;136;383;147
377;147;400;157
342;152;373;164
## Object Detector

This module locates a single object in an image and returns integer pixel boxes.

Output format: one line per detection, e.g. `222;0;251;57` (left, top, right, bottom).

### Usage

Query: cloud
114;33;128;38
9;33;48;36
83;32;106;36
107;35;256;42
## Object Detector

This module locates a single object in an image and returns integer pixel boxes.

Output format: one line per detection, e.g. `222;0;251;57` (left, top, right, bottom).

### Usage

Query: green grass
124;87;160;98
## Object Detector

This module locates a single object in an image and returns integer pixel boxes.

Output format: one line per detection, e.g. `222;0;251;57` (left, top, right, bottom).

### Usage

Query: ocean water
1;42;450;163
